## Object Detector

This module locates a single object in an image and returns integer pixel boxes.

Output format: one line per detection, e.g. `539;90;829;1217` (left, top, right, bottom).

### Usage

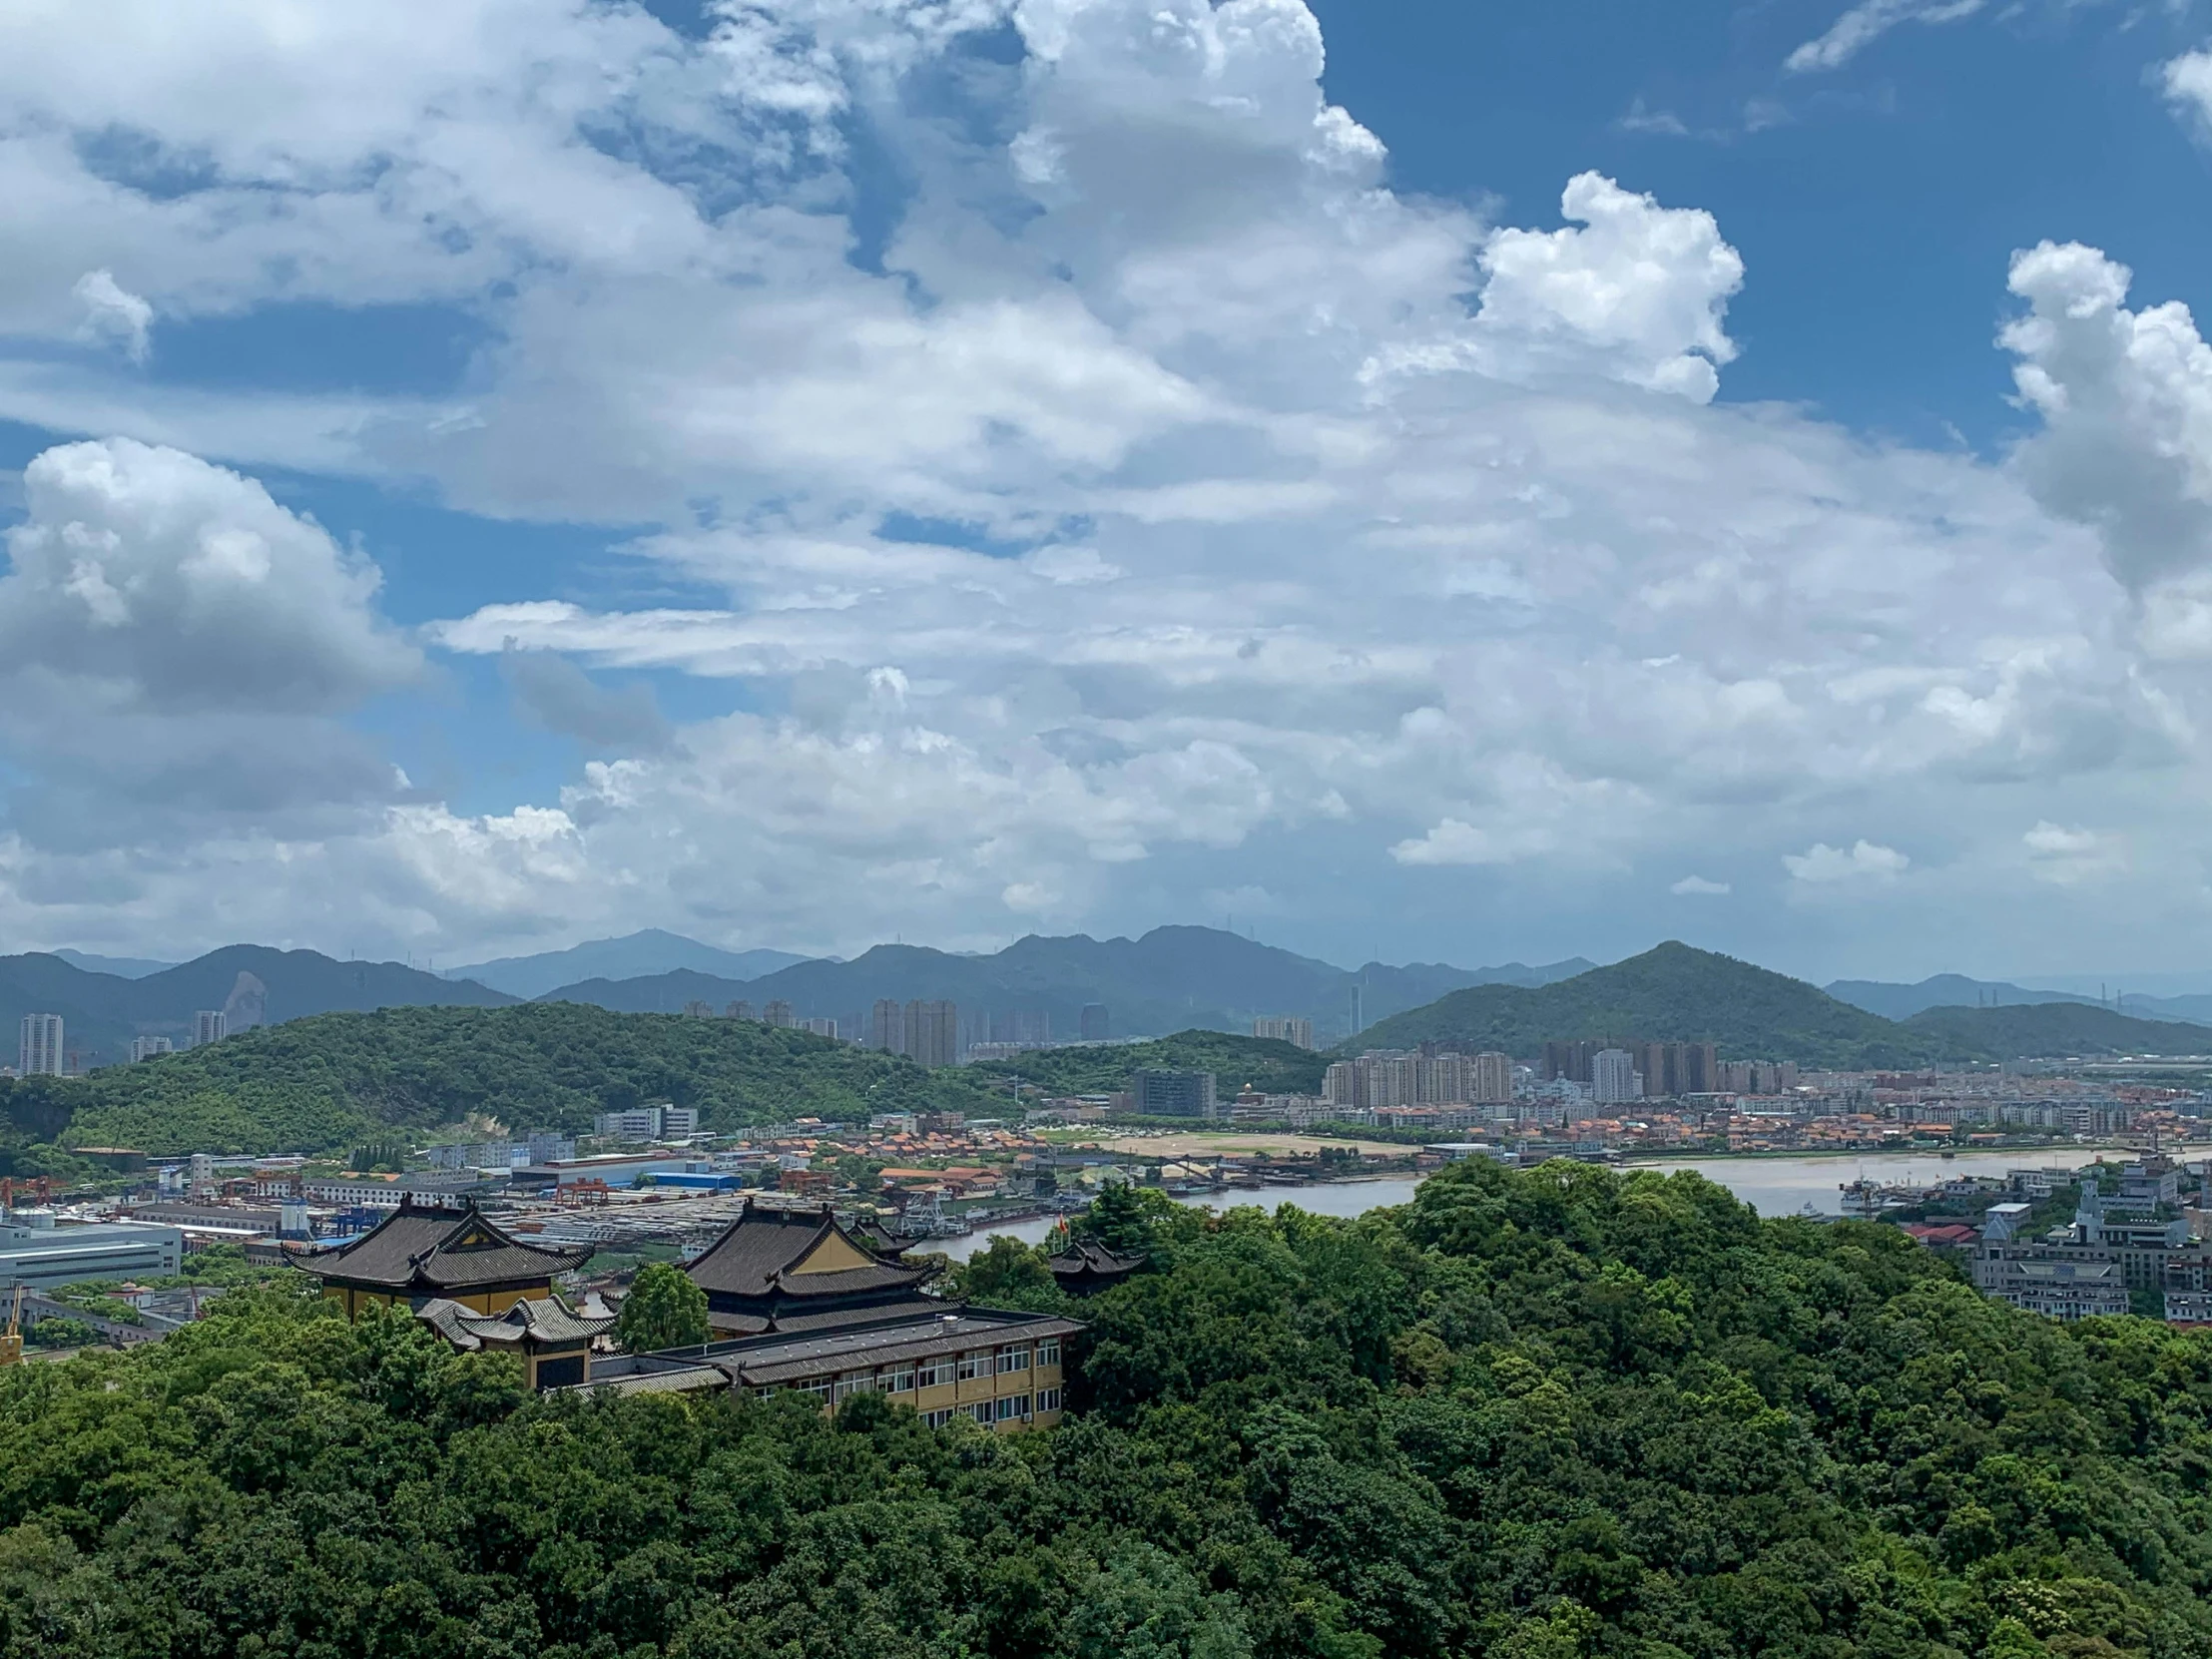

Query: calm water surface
925;1148;2114;1261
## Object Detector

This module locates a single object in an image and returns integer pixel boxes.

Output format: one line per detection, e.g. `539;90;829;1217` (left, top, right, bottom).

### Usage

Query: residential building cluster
1322;1048;1515;1109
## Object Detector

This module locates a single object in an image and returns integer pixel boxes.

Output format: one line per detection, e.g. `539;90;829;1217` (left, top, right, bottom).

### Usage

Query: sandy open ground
1067;1130;1414;1159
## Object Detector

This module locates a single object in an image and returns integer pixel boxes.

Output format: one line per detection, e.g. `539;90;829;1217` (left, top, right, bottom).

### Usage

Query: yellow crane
0;1286;22;1367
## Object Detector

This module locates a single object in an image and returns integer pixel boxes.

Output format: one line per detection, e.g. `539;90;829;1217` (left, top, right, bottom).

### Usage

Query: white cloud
1468;173;1743;402
2163;50;2212;136
1785;0;1987;74
1670;874;1730;894
0;438;419;713
2000;242;2212;653
0;0;2206;970
1783;839;1911;883
2022;821;2123;885
72;270;152;361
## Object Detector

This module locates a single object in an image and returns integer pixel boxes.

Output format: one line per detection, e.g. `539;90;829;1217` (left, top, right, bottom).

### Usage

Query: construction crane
0;1287;23;1367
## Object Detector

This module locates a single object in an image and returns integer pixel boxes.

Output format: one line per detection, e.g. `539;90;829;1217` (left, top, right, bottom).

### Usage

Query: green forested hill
963;1030;1330;1097
1903;1000;2212;1059
7;1159;2212;1659
2;1003;988;1157
1351;940;1934;1066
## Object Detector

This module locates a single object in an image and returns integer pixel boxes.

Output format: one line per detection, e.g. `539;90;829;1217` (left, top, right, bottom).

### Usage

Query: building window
887;1367;916;1393
916;1359;951;1388
996;1346;1029;1375
995;1394;1030;1422
1036;1386;1061;1412
956;1352;984;1382
922;1407;956;1428
802;1379;833;1402
966;1401;992;1423
1037;1338;1061;1368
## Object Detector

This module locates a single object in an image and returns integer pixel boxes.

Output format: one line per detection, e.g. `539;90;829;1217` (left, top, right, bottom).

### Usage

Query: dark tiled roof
291;1200;591;1291
708;1292;944;1338
1049;1239;1145;1280
457;1295;614;1345
686;1198;932;1301
707;1309;1086;1386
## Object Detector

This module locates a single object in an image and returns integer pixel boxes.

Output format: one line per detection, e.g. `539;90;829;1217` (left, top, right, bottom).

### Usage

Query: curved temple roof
290;1198;592;1293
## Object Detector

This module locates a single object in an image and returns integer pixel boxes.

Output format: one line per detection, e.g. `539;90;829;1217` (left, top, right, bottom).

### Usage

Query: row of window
858;1387;1064;1430
786;1339;1063;1401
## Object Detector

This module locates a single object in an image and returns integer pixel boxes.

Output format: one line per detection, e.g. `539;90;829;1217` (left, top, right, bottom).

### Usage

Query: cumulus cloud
1785;0;1987;74
0;0;2204;968
0;438;420;712
2000;242;2212;652
1469;173;1744;402
1783;840;1911;883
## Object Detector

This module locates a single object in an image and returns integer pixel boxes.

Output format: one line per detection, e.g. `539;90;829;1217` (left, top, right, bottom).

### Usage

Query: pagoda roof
685;1198;934;1302
1049;1239;1146;1282
418;1293;614;1351
291;1199;592;1293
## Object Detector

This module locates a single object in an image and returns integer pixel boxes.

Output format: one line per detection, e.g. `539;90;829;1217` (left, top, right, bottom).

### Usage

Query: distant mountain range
0;948;513;1070
530;927;1597;1042
442;930;815;1000
1826;973;2212;1026
1358;943;2212;1067
2;928;1591;1070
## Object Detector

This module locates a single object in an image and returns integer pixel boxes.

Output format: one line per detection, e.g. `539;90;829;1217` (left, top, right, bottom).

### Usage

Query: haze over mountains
10;924;2212;1073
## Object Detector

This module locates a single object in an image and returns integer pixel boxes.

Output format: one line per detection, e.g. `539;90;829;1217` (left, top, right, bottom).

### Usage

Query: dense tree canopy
6;1158;2212;1659
619;1263;711;1353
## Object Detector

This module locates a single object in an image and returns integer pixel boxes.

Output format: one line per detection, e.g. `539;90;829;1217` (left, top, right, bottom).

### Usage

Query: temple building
684;1197;940;1335
576;1199;1085;1429
290;1199;593;1319
415;1295;615;1389
1047;1238;1146;1296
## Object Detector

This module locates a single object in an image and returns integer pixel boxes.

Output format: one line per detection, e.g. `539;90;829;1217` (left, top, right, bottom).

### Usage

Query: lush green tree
618;1261;711;1352
953;1236;1063;1312
1081;1181;1155;1256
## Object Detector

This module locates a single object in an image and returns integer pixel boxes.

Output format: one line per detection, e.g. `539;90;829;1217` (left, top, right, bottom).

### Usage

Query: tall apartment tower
763;1000;795;1028
904;999;958;1067
1252;1015;1317;1050
870;998;904;1054
18;1014;63;1077
1080;1004;1110;1042
131;1035;175;1063
193;1010;228;1048
1591;1048;1640;1104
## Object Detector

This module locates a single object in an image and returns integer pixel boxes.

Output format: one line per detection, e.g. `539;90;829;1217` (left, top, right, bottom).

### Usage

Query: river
922;1147;2115;1261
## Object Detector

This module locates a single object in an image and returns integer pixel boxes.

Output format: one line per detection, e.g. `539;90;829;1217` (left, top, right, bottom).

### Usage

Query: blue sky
1;0;2210;982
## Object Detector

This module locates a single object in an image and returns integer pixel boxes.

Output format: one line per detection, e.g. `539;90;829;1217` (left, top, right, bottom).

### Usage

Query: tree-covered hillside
1902;1001;2212;1060
7;1159;2212;1659
1351;941;1933;1066
963;1030;1330;1097
5;1003;989;1158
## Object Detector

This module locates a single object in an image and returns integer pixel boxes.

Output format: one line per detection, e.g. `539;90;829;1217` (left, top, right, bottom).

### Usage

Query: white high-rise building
1252;1015;1317;1050
1591;1048;1640;1104
193;1010;228;1048
19;1014;63;1077
131;1035;175;1062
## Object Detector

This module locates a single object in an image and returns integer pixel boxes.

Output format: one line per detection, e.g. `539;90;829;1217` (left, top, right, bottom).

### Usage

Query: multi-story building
803;1017;838;1039
1974;1160;2212;1314
903;1000;959;1067
1974;1255;2130;1320
1592;1048;1639;1104
764;1000;796;1028
18;1014;63;1077
1080;1004;1110;1041
871;999;903;1053
1133;1068;1217;1118
1252;1015;1317;1050
1324;1048;1516;1109
579;1201;1083;1428
193;1010;228;1048
683;1000;715;1017
727;1001;755;1021
1721;1060;1799;1094
0;1212;183;1289
591;1103;699;1141
130;1035;174;1062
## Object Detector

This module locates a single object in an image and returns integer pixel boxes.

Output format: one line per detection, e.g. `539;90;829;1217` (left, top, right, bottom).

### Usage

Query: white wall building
1592;1049;1640;1104
1252;1016;1316;1050
0;1213;183;1289
18;1014;63;1077
193;1010;228;1048
131;1035;175;1062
